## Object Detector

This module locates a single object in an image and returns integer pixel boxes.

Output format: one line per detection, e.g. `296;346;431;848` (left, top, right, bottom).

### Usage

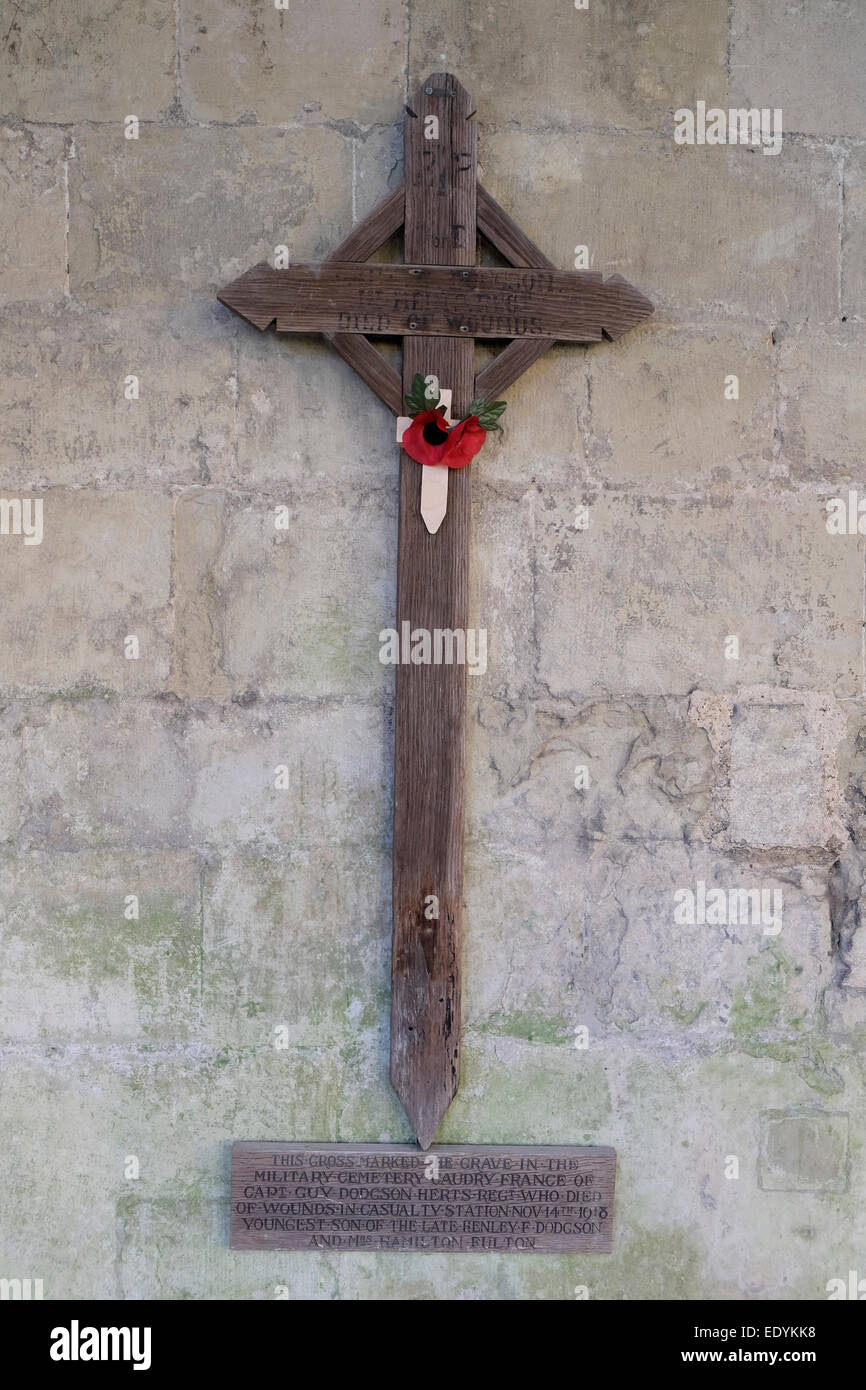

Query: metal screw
459;324;469;332
409;321;418;329
461;270;469;278
425;87;433;94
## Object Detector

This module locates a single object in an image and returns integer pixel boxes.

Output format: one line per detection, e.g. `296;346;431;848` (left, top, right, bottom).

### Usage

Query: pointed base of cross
389;986;460;1151
390;1077;454;1153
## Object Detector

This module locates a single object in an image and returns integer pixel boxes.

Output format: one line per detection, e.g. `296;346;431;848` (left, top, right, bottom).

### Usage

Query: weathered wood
477;183;554;270
230;1143;617;1253
323;184;406;413
393;337;471;1150
390;74;477;1150
216;70;654;1161
325;332;403;414
404;73;477;267
475;182;556;401
474;336;556;403
328;183;405;263
216;261;653;342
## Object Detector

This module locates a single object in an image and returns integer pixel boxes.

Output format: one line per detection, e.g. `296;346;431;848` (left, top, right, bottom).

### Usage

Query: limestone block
0;304;237;488
201;845;389;1049
587;324;776;491
842;146;866;321
0;1056;125;1297
468;482;534;700
466;694;713;848
0;126;67;302
69;125;353;310
777;327;866;486
172;483;397;700
731;0;866;138
759;1110;849;1192
18;699;193;850
729;700;835;851
0;0;175;122
233;331;395;489
691;687;846;853
464;838;828;1043
0;850;201;1041
187;701;389;850
410;0;727;132
181;0;407;125
483;130;839;325
536;493;861;698
0;490;173;694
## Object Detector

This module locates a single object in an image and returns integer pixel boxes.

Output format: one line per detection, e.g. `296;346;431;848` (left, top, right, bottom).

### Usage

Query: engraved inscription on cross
218;74;652;1151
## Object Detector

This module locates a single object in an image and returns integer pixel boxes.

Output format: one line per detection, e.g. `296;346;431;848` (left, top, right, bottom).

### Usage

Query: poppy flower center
422;420;449;447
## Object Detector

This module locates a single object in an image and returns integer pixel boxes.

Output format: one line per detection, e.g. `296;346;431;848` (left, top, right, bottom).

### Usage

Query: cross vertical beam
390;75;477;1148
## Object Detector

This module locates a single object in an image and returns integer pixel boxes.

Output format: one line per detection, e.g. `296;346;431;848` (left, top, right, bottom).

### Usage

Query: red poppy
402;408;451;466
442;415;486;469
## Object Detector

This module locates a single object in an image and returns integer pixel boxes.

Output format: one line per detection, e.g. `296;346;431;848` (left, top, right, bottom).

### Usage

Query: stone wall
1;1;865;1299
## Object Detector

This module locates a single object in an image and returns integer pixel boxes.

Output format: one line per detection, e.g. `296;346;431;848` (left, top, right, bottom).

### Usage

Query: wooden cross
219;73;652;1151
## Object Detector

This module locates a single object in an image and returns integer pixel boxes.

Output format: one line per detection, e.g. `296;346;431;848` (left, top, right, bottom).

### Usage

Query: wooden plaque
231;1144;616;1254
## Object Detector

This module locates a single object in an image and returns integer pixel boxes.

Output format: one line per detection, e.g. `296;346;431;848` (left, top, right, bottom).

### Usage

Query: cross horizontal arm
217;262;653;342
